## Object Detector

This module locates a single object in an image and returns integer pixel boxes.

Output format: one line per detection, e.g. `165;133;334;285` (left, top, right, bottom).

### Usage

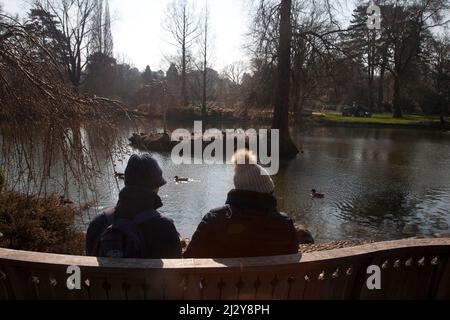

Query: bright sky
1;0;252;72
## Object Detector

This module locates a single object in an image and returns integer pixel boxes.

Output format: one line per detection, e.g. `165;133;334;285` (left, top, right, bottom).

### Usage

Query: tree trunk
272;0;298;158
181;9;188;108
392;75;402;118
292;86;301;118
367;37;375;112
202;9;208;120
377;65;385;112
368;74;374;112
202;66;207;119
440;94;447;128
182;42;187;107
377;47;388;112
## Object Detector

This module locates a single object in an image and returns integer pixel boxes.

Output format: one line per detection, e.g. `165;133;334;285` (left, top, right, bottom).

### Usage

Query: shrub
0;191;84;255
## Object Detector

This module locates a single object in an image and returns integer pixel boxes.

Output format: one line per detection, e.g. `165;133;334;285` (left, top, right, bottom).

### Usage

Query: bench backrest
1;238;449;300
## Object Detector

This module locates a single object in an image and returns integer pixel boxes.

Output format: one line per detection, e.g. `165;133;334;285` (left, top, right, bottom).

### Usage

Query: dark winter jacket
85;186;182;259
184;189;299;258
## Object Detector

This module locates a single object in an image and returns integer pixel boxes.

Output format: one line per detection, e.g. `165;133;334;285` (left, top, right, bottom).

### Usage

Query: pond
2;118;450;242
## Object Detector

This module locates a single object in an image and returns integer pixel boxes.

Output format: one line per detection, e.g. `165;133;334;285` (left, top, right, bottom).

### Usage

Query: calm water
2;119;450;242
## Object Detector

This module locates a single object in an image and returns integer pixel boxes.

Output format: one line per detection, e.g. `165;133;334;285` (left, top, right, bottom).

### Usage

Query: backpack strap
103;207;115;225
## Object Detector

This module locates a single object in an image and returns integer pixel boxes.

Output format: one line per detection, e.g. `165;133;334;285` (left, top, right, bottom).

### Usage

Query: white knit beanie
232;149;275;194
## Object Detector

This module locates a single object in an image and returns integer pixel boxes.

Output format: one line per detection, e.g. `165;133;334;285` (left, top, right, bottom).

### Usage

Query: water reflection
1;118;450;241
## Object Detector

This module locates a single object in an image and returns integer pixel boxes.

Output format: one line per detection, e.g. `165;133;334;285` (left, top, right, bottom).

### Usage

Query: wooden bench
1;238;449;300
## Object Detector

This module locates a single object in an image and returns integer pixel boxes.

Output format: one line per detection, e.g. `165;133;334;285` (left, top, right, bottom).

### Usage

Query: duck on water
114;172;125;180
311;189;324;199
174;175;189;182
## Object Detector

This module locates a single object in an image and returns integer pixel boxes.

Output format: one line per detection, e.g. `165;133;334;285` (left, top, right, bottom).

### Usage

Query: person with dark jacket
184;149;299;258
85;153;182;258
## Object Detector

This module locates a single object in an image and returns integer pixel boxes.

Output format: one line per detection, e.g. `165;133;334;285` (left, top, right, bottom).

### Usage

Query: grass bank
129;104;274;122
312;112;445;129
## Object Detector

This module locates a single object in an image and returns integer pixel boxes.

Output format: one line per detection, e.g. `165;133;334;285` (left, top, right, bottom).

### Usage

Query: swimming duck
311;189;324;199
114;171;125;180
174;175;189;182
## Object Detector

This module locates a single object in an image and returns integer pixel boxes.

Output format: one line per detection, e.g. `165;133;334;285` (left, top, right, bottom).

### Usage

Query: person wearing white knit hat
232;149;275;194
184;149;299;258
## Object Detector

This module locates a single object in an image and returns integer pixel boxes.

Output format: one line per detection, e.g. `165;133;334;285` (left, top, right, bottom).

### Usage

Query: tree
381;0;450;118
163;0;200;107
272;0;298;157
223;61;246;86
429;34;450;124
383;4;420;117
33;0;97;88
26;8;65;63
345;5;380;112
81;0;114;97
249;0;350;157
103;0;113;55
290;2;336;116
0;14;127;203
153;70;165;80
84;52;116;97
0;13;121;117
220;61;247;106
166;62;180;104
252;0;450;121
91;0;113;57
199;1;212;119
142;65;153;83
166;63;179;81
113;62;141;102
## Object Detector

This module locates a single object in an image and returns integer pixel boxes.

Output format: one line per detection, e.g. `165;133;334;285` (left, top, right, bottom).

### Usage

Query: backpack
96;208;159;258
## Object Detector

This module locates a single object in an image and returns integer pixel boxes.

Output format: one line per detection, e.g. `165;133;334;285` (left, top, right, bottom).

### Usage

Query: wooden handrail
1;238;449;269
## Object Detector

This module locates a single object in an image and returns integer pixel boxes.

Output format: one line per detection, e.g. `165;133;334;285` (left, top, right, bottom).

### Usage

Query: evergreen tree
91;0;113;57
103;0;113;57
142;65;153;83
26;8;65;63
